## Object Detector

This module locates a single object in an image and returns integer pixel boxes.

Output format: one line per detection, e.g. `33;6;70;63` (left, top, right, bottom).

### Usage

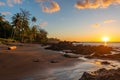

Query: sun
102;36;109;42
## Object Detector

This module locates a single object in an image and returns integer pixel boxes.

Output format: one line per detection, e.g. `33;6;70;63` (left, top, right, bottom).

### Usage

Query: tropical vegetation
0;9;48;44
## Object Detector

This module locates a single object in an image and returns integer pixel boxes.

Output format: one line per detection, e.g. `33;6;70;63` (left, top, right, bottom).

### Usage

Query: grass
0;38;17;44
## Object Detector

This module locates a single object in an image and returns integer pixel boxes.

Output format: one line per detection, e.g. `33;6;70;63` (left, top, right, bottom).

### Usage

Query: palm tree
0;13;5;22
11;13;22;39
20;9;31;42
32;16;37;23
31;16;37;41
36;29;48;43
12;9;31;42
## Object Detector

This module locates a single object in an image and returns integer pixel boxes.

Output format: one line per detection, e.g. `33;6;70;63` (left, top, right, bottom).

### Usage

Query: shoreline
0;43;120;80
0;43;80;80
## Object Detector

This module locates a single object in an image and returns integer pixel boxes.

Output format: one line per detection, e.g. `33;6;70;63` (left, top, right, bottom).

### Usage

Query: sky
0;0;120;42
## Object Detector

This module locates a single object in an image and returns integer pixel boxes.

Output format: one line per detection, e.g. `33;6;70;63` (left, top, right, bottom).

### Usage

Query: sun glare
102;36;110;46
102;37;109;42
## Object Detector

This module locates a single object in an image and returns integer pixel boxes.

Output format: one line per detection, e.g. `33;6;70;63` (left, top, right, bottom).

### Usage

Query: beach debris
63;53;80;58
8;46;17;50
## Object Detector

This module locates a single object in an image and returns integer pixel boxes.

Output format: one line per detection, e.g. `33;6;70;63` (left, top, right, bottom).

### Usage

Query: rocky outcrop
46;41;113;58
79;68;120;80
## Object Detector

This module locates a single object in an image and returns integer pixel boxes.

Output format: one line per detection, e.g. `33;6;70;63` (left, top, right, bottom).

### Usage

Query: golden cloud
42;1;60;13
91;19;116;28
92;23;101;28
75;0;120;9
0;1;6;6
104;19;116;23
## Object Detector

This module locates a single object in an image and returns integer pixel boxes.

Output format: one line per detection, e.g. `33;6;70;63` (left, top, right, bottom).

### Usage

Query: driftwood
8;46;17;50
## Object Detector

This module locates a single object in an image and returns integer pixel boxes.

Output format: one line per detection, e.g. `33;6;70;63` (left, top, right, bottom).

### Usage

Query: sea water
45;42;120;80
73;42;120;47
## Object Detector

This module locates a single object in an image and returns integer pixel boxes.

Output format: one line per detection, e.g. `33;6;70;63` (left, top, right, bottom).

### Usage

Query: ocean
73;42;120;47
43;42;120;80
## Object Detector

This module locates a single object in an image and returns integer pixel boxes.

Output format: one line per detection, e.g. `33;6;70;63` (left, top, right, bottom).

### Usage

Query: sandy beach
0;43;80;80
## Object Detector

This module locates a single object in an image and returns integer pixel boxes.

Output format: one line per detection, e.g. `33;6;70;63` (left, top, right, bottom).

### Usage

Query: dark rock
45;41;113;59
79;72;95;80
85;55;94;59
33;59;39;62
79;68;120;80
111;65;117;67
101;61;110;65
63;53;80;58
50;60;59;63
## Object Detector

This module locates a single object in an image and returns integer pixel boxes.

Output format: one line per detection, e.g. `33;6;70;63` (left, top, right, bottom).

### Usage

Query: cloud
35;0;60;13
39;21;48;27
7;0;22;7
0;12;12;15
42;1;60;13
92;23;101;28
75;0;120;9
75;0;100;9
101;0;120;8
104;19;116;23
14;0;22;4
0;1;6;6
35;0;47;2
91;19;116;28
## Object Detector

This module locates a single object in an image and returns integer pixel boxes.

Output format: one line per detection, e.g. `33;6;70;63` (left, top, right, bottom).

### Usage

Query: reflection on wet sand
46;57;120;80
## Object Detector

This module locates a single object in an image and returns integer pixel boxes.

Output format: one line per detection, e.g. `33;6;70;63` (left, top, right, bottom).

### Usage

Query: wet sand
0;43;79;80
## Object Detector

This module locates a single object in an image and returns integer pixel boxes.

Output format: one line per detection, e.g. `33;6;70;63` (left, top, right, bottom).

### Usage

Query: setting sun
102;36;110;42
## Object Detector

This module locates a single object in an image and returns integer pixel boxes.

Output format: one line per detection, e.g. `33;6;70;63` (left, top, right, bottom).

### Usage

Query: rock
63;50;72;53
33;59;39;62
79;72;95;80
63;53;80;58
79;68;120;80
50;60;59;63
85;55;93;59
101;61;110;65
111;65;117;67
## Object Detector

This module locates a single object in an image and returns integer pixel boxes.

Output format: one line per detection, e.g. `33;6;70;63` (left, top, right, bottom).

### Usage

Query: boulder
79;72;95;80
79;68;120;80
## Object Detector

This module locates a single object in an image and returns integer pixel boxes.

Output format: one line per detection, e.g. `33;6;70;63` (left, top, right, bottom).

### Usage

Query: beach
0;43;120;80
0;43;80;80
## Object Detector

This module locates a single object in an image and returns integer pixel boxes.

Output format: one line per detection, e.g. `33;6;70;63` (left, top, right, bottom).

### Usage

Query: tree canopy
0;9;48;44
